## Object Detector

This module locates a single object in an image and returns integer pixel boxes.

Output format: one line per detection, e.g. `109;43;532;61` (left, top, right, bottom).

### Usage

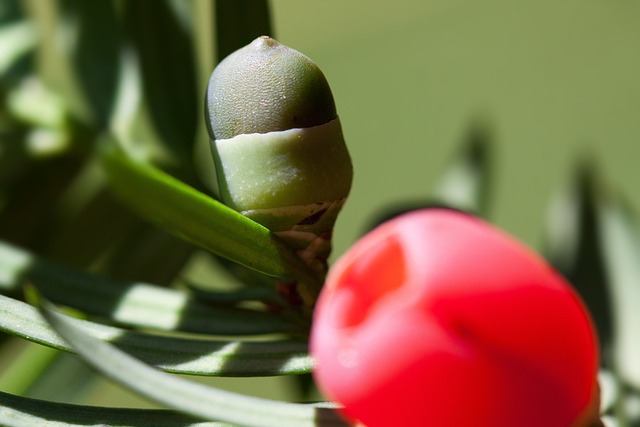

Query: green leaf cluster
0;1;638;426
0;1;348;425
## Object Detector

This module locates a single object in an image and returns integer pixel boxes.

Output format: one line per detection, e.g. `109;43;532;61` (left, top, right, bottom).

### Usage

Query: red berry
310;209;598;427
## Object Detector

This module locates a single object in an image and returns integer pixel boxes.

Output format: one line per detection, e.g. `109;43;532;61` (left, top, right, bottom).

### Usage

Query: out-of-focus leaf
210;254;279;292
0;0;23;24
0;155;83;250
60;0;121;128
187;282;281;306
0;126;30;189
26;0;97;126
24;353;97;403
100;221;194;285
0;240;296;335
215;0;273;62
0;22;36;78
598;195;640;388
191;0;218;197
0;340;58;396
37;294;351;426
183;253;281;307
433;120;493;217
0;1;34;82
0;293;312;376
100;140;321;290
122;0;198;174
0;390;232;427
544;163;613;363
599;369;619;416
6;77;68;130
43;176;142;269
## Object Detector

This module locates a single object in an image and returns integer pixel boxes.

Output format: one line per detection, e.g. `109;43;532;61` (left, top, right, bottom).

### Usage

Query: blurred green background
270;0;640;256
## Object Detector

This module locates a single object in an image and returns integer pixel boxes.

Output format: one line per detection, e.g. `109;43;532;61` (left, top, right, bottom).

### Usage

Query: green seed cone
205;37;352;286
206;36;337;139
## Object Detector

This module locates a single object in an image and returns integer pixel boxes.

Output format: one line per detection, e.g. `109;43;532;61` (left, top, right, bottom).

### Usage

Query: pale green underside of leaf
99;140;320;288
0;22;36;75
0;240;293;336
0;293;312;377
36;295;351;427
0;391;232;427
598;196;640;389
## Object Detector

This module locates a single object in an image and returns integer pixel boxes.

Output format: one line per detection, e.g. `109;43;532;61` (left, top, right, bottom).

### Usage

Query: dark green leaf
433;120;493;217
0;0;24;25
99;221;195;285
544;163;613;364
0;240;296;335
60;0;121;128
0;293;312;376
43;185;142;269
25;0;98;127
0;125;31;190
122;0;198;174
38;295;350;426
215;0;273;62
0;155;84;250
0;390;232;427
0;0;34;81
187;282;281;306
0;339;59;396
23;353;97;402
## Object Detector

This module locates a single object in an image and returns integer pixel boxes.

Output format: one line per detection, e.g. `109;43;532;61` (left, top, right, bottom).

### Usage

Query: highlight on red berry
310;209;599;427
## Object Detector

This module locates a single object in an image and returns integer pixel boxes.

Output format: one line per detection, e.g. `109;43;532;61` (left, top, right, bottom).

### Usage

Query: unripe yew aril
310;209;599;427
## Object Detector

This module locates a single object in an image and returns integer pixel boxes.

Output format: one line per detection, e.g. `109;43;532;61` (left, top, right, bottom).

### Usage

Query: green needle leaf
0;240;293;335
0;21;35;76
121;0;198;172
186;283;281;306
0;1;34;79
433;120;493;217
0;293;312;377
36;294;351;427
544;164;613;362
99;139;320;287
62;0;121;128
598;195;640;389
215;0;273;63
0;390;232;427
0;341;58;396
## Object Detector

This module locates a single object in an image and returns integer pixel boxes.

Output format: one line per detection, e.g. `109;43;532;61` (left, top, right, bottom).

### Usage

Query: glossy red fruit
310;209;598;427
